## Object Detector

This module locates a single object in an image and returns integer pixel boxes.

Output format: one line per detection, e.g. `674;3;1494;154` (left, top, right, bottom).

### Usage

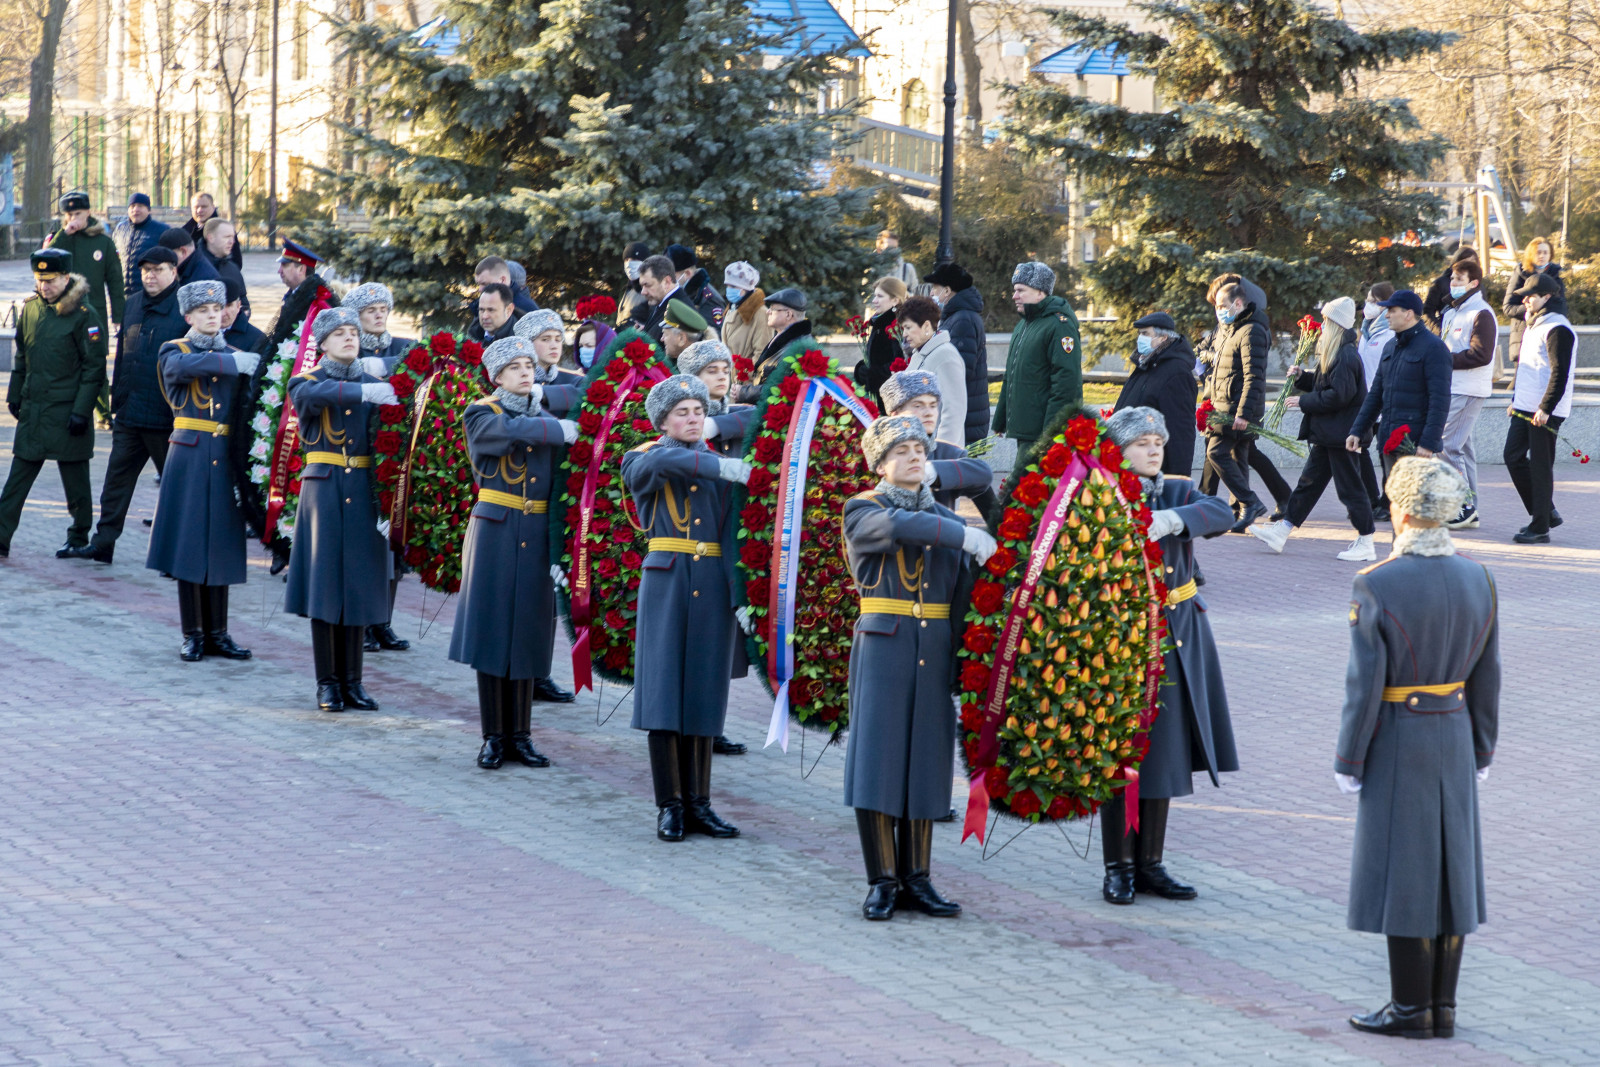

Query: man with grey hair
993;260;1082;456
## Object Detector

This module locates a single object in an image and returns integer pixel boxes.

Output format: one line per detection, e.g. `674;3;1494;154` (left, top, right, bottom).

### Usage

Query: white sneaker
1446;506;1480;529
1337;535;1377;562
1248;519;1292;554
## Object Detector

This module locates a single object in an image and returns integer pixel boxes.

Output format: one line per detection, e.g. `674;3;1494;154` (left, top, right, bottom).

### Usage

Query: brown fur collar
736;287;766;324
52;274;90;315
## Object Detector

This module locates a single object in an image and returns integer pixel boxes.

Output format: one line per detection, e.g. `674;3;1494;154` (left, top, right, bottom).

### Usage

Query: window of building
901;79;930;130
292;4;308;81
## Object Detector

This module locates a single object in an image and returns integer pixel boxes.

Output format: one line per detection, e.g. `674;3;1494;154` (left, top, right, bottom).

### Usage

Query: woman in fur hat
1098;407;1237;905
513;309;585;388
283;307;397;713
842;415;995;920
621;375;752;841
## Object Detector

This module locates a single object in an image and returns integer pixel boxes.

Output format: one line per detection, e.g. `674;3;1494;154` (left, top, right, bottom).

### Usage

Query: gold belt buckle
523;499;534;514
694;541;707;558
911;602;923;619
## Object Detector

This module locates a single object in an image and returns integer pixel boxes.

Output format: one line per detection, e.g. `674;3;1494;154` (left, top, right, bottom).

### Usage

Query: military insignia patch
1061;336;1075;354
1348;601;1360;625
87;325;102;341
93;249;103;261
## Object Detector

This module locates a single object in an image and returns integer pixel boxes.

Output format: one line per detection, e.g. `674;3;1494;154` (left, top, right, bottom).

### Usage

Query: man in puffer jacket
926;262;990;445
1205;281;1273;529
1346;290;1452;486
992;261;1081;455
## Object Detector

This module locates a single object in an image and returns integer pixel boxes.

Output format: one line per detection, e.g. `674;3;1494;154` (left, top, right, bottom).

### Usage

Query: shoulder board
1057;315;1071;322
849;491;886;505
172;341;191;353
1357;556;1400;577
474;400;503;414
22;293;40;305
1165;474;1192;481
292;367;320;380
630;440;661;454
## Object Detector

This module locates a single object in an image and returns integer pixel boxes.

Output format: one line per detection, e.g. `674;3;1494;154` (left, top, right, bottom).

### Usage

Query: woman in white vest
1502;272;1577;544
1438;259;1498;529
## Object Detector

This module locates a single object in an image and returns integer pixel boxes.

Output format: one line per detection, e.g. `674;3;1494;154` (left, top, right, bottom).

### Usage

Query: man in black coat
1346;290;1452;474
157;227;221;288
265;240;333;353
634;255;687;341
112;193;169;296
220;275;265;353
665;243;727;334
1114;311;1198;477
926;262;991;446
1198;275;1291;523
200;217;250;318
737;288;814;402
1204;282;1273;528
467;283;522;344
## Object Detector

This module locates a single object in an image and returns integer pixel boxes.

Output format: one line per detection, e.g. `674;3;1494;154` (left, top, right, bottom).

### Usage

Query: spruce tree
317;0;874;326
1001;0;1453;329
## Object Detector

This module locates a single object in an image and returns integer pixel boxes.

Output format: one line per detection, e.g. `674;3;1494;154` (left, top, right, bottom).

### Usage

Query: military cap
862;415;931;472
1104;405;1170;448
880;369;940;415
512;308;565;341
311;306;360;346
483;336;538;383
341;282;394;312
58;190;91;213
278;239;322;269
31;248;73;277
661;298;708;334
178;280;227;315
645;374;711;429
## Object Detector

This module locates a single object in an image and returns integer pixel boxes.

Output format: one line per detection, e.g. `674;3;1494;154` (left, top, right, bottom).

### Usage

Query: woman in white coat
898;296;966;445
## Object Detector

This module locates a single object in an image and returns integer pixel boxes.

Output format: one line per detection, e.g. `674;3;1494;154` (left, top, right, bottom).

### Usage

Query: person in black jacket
736;288;814;403
926;262;991;446
1113;311;1198;477
181;193;244;268
220;275;265;353
1205;281;1275;529
852;276;908;406
1198;274;1291;526
1347;290;1453;482
200;217;249;318
1422;247;1478;333
1502;237;1563;362
157;227;222;289
1247;298;1376;560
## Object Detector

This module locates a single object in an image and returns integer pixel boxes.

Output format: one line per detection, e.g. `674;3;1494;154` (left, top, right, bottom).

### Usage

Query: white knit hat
724;261;760;290
1320;296;1357;331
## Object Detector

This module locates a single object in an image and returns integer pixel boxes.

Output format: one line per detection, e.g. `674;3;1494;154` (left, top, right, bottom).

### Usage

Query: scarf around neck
360;330;393;353
535;362;563;384
492;387;535;415
1138;472;1166;500
184;328;229;351
659;434;711;452
877;480;935;512
321;356;364;381
1393;526;1455;558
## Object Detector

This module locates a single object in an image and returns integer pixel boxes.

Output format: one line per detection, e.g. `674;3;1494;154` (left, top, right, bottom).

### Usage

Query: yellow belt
858;597;951;620
305;451;372;468
173;417;229;436
1165;579;1198;607
1382;681;1466;704
478;488;549;514
648;537;721;558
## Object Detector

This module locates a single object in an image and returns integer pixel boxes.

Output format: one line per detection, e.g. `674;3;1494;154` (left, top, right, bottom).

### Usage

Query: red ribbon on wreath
262;290;331;542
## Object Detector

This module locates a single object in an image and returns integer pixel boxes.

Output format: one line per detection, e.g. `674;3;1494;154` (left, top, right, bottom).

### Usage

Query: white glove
703;419;720;440
558;419;580;445
922;462;939;485
735;606;755;635
1476;766;1489;783
717;457;753;484
1335;772;1362;795
550;564;568;590
232;351;261;376
361;383;399;406
1147;509;1185;541
376;519;391;539
357;356;389;378
962;526;997;565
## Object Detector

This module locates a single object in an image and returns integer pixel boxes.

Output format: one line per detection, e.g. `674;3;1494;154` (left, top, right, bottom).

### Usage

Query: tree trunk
955;0;982;139
22;0;71;227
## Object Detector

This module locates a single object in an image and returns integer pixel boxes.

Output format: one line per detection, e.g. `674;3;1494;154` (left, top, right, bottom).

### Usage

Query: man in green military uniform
43;191;125;420
993;260;1083;457
0;249;107;557
659;298;708;363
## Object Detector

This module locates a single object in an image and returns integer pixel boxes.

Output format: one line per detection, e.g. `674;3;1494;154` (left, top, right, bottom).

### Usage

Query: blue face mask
1135;335;1155;356
1216;307;1236;325
725;286;745;306
578;346;596;368
1449;284;1468;299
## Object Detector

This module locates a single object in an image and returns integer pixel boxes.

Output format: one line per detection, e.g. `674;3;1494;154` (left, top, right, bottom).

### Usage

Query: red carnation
405;349;431;375
623;339;655;365
606;359;631;382
1064;415;1098;453
888;357;908;373
375;430;402;454
390;375;416;399
1046;795;1075;821
746;579;768;605
379;403;406;425
984;766;1010;799
746;468;775;496
741;502;773;529
1013;472;1049;508
779;374;804;400
1098;439;1123;470
459;340;483;365
454;465;470;483
1009;788;1042;818
287;454;305;473
1039;444;1071;478
740;541;769;568
404;545;424;566
603;646;629;671
587;380;617;407
959;660;991;693
578;410;603;435
1119;471;1145;503
288;478;302;494
624;418;649;435
1383;425;1412;455
596;557;620;579
428;332;456;357
985;545;1017;576
605;609;627;631
959;702;983;733
566;472;587;496
963;624;996;654
1196;400;1216;433
998;507;1033;541
763;404;794;431
970;579;1005;615
733;355;754;379
799;349;830;377
1143;540;1165;564
621;549;642;568
753;436;783;464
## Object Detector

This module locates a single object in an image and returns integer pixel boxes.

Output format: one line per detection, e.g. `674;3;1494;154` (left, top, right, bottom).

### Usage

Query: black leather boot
1350;936;1435;1038
1433;935;1464;1038
712;734;746;755
338;625;380;710
368;579;410;651
1135;797;1196;899
683;735;739;837
507;678;550;767
531;676;574;703
475;672;504;769
1100;795;1136;905
856;808;898;921
202;585;252;659
363;626;381;652
177;581;205;661
648;730;684;841
895;818;960;916
311;620;343;712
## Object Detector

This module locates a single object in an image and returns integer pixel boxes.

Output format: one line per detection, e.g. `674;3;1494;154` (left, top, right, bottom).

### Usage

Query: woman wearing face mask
1112;311;1198;477
1503;236;1564;362
571;296;618;373
619;241;653;328
852;276;909;407
720;261;772;367
1356;283;1396;518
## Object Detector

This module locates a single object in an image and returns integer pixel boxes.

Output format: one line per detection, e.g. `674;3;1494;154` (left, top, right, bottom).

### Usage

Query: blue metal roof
1033;43;1129;77
751;0;870;57
411;15;458;58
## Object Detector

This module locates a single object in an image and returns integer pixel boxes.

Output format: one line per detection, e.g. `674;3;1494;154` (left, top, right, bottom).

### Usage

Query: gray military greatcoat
283;363;393;625
928;440;991;511
1338;549;1499;937
706;404;756;456
145;340;249;586
1141;475;1239;799
841;492;973;820
621;441;740;737
449;399;566;679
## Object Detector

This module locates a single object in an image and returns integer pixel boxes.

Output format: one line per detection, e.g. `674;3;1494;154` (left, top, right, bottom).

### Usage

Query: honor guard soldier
842;416;994;921
283;308;398;713
0;250;106;558
1338;457;1499;1040
1098;408;1238;905
879;371;992;512
513;310;585;388
621;375;751;842
343;282;416;653
146;280;256;661
450;337;581;768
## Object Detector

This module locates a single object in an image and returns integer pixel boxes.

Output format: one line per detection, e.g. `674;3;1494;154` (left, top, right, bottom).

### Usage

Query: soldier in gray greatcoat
1338;456;1499;1041
343;281;417;654
146;280;257;662
1098;407;1237;906
284;307;398;714
621;376;752;843
449;337;581;770
514;309;586;388
879;370;992;512
842;416;995;921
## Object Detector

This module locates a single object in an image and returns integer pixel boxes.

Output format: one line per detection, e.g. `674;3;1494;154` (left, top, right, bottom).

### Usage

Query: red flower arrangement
956;419;1168;828
735;344;880;733
1382;424;1416;456
574;294;618;322
369;331;488;593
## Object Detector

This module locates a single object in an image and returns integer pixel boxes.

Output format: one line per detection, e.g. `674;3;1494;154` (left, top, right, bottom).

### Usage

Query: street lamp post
935;0;957;266
268;0;279;249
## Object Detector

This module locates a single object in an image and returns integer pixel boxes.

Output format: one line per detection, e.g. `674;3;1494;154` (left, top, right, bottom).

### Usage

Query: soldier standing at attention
0;250;106;558
145;280;257;661
284;308;398;713
842;416;995;921
1338;456;1499;1040
621;376;751;842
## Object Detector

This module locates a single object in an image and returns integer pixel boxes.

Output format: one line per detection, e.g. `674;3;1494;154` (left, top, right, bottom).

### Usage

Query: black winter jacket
1114;337;1199;476
113;282;187;431
1208;302;1269;428
939;286;990;443
1290;331;1366;448
182;218;244;267
853;307;903;405
1349;322;1453;453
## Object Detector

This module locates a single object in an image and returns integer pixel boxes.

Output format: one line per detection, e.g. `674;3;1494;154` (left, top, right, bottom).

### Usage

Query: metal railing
844;118;943;188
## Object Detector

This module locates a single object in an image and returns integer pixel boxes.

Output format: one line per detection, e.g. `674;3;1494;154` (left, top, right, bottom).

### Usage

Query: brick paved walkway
1;417;1597;1066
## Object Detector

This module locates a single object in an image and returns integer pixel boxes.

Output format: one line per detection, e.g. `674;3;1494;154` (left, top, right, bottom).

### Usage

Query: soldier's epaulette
1165;474;1192;481
1357;556;1400;577
630;440;661;454
292;366;320;380
465;397;501;414
849;490;886;506
172;341;191;353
